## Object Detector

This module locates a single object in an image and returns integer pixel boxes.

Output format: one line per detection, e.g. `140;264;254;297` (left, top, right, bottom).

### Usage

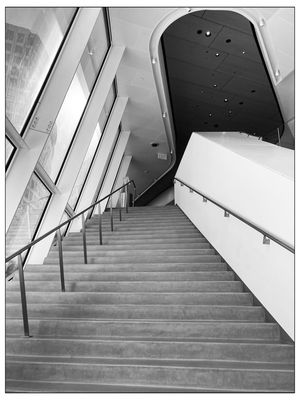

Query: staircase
6;205;295;392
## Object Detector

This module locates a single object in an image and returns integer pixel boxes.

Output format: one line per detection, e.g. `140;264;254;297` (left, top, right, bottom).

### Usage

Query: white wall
175;132;294;339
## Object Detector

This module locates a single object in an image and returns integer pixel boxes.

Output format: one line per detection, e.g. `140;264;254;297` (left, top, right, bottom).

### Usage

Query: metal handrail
174;177;294;254
6;180;136;263
6;179;136;337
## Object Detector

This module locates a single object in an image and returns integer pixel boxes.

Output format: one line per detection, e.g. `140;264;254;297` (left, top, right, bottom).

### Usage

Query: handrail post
125;184;129;213
133;185;136;208
81;213;88;264
98;203;102;245
119;192;122;221
110;197;114;232
56;228;65;292
17;255;30;337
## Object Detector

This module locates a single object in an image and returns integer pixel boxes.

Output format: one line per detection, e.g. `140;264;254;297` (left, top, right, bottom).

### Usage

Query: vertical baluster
17;254;30;337
125;184;129;213
98;203;102;245
57;228;65;292
119;192;122;221
110;197;114;232
82;213;88;264
133;185;136;208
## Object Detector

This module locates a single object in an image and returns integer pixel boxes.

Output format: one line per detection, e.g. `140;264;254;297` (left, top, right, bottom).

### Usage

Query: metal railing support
17;255;30;337
110;197;114;232
57;228;65;292
98;203;102;245
81;213;88;264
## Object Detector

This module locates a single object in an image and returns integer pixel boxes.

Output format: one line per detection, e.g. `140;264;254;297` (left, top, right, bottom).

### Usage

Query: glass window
5;8;76;134
5;136;16;166
6;173;51;275
60;211;71;237
68;82;116;209
38;9;109;183
99;83;116;131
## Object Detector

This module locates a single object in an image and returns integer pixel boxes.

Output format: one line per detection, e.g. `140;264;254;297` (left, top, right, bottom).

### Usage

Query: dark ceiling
137;10;283;206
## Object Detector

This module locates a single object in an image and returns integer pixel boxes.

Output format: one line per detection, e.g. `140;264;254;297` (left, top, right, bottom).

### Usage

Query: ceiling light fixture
213;84;217;88
151;58;157;64
228;110;232;114
215;52;220;57
205;31;212;37
162;112;167;118
209;113;212;117
224;98;228;102
251;89;256;93
226;39;231;43
275;69;281;77
239;101;244;105
242;50;246;55
151;142;159;147
197;29;202;35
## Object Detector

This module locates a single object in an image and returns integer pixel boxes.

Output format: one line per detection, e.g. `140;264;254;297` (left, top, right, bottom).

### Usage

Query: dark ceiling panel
210;26;262;62
216;54;269;85
165;14;223;46
201;10;253;35
222;75;274;103
164;34;227;70
167;57;233;89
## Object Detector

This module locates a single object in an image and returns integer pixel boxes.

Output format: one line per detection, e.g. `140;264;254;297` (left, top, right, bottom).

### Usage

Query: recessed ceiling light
205;31;212;37
251;90;256;93
226;39;231;43
224;98;228;102
200;90;205;94
209;113;213;117
197;29;203;35
151;142;159;147
239;101;244;105
213;84;217;88
228;110;233;115
242;50;246;55
215;52;220;57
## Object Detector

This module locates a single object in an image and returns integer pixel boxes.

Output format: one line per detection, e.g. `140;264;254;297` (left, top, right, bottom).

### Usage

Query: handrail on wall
5;179;136;337
174;177;294;254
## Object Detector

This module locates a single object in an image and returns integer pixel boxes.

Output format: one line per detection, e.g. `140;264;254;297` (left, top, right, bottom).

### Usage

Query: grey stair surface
6;205;295;392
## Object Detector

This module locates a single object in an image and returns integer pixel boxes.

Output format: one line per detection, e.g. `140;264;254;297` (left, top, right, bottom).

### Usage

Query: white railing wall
175;132;294;339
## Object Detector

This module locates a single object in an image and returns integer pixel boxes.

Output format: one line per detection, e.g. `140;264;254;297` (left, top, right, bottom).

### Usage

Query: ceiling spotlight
224;98;228;102
197;29;202;35
242;50;246;55
215;52;220;57
251;89;256;93
209;113;213;117
151;57;157;64
228;110;233;114
205;31;212;37
226;38;231;43
239;101;244;105
213;84;217;88
151;142;159;147
275;69;281;77
162;112;167;118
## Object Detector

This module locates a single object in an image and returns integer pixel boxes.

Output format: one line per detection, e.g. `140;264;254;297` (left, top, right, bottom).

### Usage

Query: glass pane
5;8;76;134
39;9;109;182
68;82;116;209
5;137;15;164
60;211;71;237
6;173;51;275
68;124;102;209
99;83;116;131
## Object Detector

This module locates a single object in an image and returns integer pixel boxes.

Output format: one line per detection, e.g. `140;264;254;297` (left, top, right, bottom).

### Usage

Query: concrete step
23;262;228;273
6;292;253;306
85;226;199;233
5;319;281;341
6;304;265;321
7;280;242;293
5;357;294;392
43;255;222;264
21;270;233;281
62;237;209;245
6;338;294;363
47;249;216;258
68;231;204;240
55;242;212;251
